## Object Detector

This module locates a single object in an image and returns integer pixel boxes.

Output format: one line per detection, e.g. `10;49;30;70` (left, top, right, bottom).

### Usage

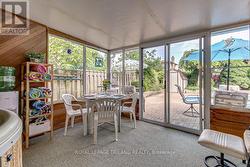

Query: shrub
131;80;139;88
220;61;250;89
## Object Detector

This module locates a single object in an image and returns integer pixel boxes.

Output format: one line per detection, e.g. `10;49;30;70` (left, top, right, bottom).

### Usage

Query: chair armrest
72;95;85;103
122;102;132;107
71;104;86;114
64;102;82;110
72;96;86;104
76;99;85;103
72;96;79;102
71;104;82;109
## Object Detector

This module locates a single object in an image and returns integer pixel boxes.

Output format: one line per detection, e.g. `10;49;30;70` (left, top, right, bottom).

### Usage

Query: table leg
87;101;93;135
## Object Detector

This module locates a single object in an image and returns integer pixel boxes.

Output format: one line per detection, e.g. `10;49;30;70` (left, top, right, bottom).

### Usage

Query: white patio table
80;94;126;135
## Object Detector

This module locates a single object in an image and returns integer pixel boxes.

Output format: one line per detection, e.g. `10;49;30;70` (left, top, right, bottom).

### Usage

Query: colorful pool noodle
29;109;40;117
30;116;48;124
39;87;52;97
30;64;47;74
40;104;51;113
29;88;42;99
30;101;51;116
30;104;51;116
31;100;46;111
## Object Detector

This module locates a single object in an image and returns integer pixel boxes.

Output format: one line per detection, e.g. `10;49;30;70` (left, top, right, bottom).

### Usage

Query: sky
144;26;249;64
211;26;249;44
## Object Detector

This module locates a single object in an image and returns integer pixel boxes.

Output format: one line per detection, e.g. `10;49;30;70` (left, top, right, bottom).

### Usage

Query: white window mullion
122;49;125;93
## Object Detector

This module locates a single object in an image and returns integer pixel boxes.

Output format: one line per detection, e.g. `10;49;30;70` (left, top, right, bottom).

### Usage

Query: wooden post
25;63;30;148
20;65;24;117
50;64;54;139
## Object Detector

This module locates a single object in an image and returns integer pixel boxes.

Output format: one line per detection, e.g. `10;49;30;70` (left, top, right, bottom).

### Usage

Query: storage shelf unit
26;112;52;119
22;97;52;100
21;62;54;148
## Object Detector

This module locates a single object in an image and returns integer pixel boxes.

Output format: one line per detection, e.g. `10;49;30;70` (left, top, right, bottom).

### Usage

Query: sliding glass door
168;38;203;131
142;46;166;123
141;37;204;133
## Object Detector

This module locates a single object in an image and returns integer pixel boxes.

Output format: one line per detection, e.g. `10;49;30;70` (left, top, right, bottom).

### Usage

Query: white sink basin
0;108;22;156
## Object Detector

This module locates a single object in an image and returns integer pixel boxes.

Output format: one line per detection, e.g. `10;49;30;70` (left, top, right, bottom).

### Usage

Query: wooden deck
143;91;201;130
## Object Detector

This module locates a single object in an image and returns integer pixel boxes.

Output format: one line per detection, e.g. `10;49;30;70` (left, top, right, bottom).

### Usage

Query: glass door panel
142;46;166;123
169;39;203;131
211;26;250;106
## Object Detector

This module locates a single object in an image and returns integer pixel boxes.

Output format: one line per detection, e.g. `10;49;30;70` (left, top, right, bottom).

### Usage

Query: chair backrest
62;94;75;113
124;86;136;95
94;98;120;123
175;85;186;101
107;88;118;95
131;93;139;112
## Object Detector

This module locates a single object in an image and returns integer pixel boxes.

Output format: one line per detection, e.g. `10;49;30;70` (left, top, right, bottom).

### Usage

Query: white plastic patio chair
121;93;138;128
92;98;120;144
124;86;136;95
62;94;88;136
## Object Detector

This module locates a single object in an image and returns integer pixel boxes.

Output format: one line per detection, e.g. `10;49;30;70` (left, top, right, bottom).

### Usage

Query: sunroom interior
1;0;250;167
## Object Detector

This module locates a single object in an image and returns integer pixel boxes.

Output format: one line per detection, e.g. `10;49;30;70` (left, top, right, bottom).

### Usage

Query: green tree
143;50;164;91
247;68;250;78
179;49;199;86
125;50;139;61
49;36;83;70
220;60;250;89
49;36;107;71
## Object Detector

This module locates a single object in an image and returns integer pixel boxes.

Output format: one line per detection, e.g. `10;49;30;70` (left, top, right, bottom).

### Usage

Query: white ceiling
28;0;250;50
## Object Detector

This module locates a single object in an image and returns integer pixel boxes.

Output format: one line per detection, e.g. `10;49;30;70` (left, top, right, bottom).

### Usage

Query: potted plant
25;52;45;63
102;79;111;92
